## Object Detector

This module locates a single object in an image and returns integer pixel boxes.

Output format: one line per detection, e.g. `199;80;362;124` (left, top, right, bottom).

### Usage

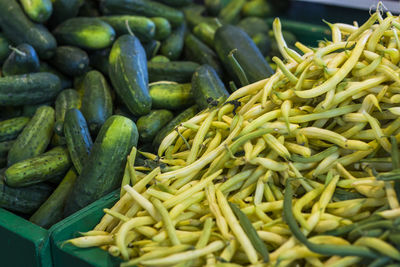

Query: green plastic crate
0;208;52;267
50;190;122;267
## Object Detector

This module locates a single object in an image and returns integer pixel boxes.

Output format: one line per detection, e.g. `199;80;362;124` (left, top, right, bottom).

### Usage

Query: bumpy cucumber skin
100;0;184;27
100;16;156;42
64;109;93;174
109;35;151;116
0;117;30;142
0;140;14;158
137;109;173;142
193;22;219;48
0;172;53;214
20;0;53;23
151;17;171;41
81;70;113;134
5;146;70;187
0;72;62;106
150;82;193;110
0;0;56;59
53;17;116;50
214;24;274;86
39;61;72;89
54;89;81;135
152;105;198;148
2;43;40;76
150;55;170;63
161;22;186;60
30;168;77;228
7;106;55;166
64;115;138;216
51;46;90;77
218;0;246;24
89;48;110;76
148;61;200;83
191;64;229;110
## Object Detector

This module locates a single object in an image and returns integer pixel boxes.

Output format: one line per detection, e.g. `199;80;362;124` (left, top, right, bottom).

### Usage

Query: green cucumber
155;0;192;6
0;72;62;106
53;17;116;50
48;0;84;26
237;17;269;37
148;61;199;83
193;21;219;48
54;89;81;135
242;0;273;17
20;0;53;23
64;115;138;215
78;0;100;17
150;55;170;63
64;109;93;174
218;0;245;24
151;17;171;41
0;117;30;142
39;61;72;89
50;46;89;77
2;43;40;76
109;35;151;116
0;0;56;59
100;0;184;27
182;4;210;29
100;15;156;42
81;70;113;134
184;33;223;76
0;140;14;158
50;132;66;147
22;102;53;117
29;168;77;229
205;0;230;16
137;109;173;142
7;106;54;165
214;25;274;86
30;168;77;228
191;65;229;110
114;106;138;123
143;40;161;60
160;22;186;60
0;33;11;65
149;82;193;110
0;174;53;214
89;48;110;76
252;33;271;56
152;105;198;148
0;107;22;121
5;146;71;187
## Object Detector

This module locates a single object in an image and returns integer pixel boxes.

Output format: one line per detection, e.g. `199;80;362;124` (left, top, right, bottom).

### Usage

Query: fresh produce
50;46;89;76
0;33;11;65
151;17;172;41
20;0;53;23
160;22;186;60
137;109;174;142
65;9;400;267
49;0;83;26
149;82;193;110
2;43;40;76
100;15;156;41
148;61;200;83
54;89;81;135
0;117;30;142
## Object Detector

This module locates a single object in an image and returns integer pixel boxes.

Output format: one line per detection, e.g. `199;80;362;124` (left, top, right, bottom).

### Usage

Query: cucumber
48;0;84;26
242;0;273;17
7;106;54;166
81;70;113;134
39;61;72;89
114;106;138;123
78;0;100;17
152;105;198;148
50;46;89;77
50;132;66;147
0;33;11;65
137;109;173;142
53;17;116;50
100;15;155;42
214;25;274;86
2;43;40;76
218;0;245;24
0;72;62;106
160;22;186;60
0;174;53;214
0;140;14;158
0;0;56;59
64;115;138;216
143;40;161;60
237;17;269;38
151;17;171;41
148;61;199;83
100;0;184;27
205;0;230;16
30;168;77;228
54;89;81;135
89;48;110;76
20;0;53;23
149;82;193;110
64;109;93;174
193;21;219;48
191;65;229;110
109;35;151;116
252;33;271;56
150;55;170;63
0;117;30;142
184;33;223;76
154;0;192;6
22;102;53;117
182;4;210;29
5;146;71;187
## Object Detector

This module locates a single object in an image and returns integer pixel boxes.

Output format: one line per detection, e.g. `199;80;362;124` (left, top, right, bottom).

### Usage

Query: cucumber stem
228;49;249;86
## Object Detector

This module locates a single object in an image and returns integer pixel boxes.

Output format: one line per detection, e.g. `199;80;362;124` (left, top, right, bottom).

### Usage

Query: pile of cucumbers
0;0;292;228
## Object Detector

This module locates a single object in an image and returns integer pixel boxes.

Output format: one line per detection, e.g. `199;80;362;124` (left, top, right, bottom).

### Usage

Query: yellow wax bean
355;237;400;261
64;235;114;248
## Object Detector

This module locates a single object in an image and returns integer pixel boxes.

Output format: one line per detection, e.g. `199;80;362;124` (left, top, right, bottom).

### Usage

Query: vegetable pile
66;7;400;267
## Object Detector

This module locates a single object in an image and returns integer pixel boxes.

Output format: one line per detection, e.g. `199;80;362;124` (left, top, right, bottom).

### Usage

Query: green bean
229;202;269;262
347;220;394;241
368;257;392;267
283;179;378;258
